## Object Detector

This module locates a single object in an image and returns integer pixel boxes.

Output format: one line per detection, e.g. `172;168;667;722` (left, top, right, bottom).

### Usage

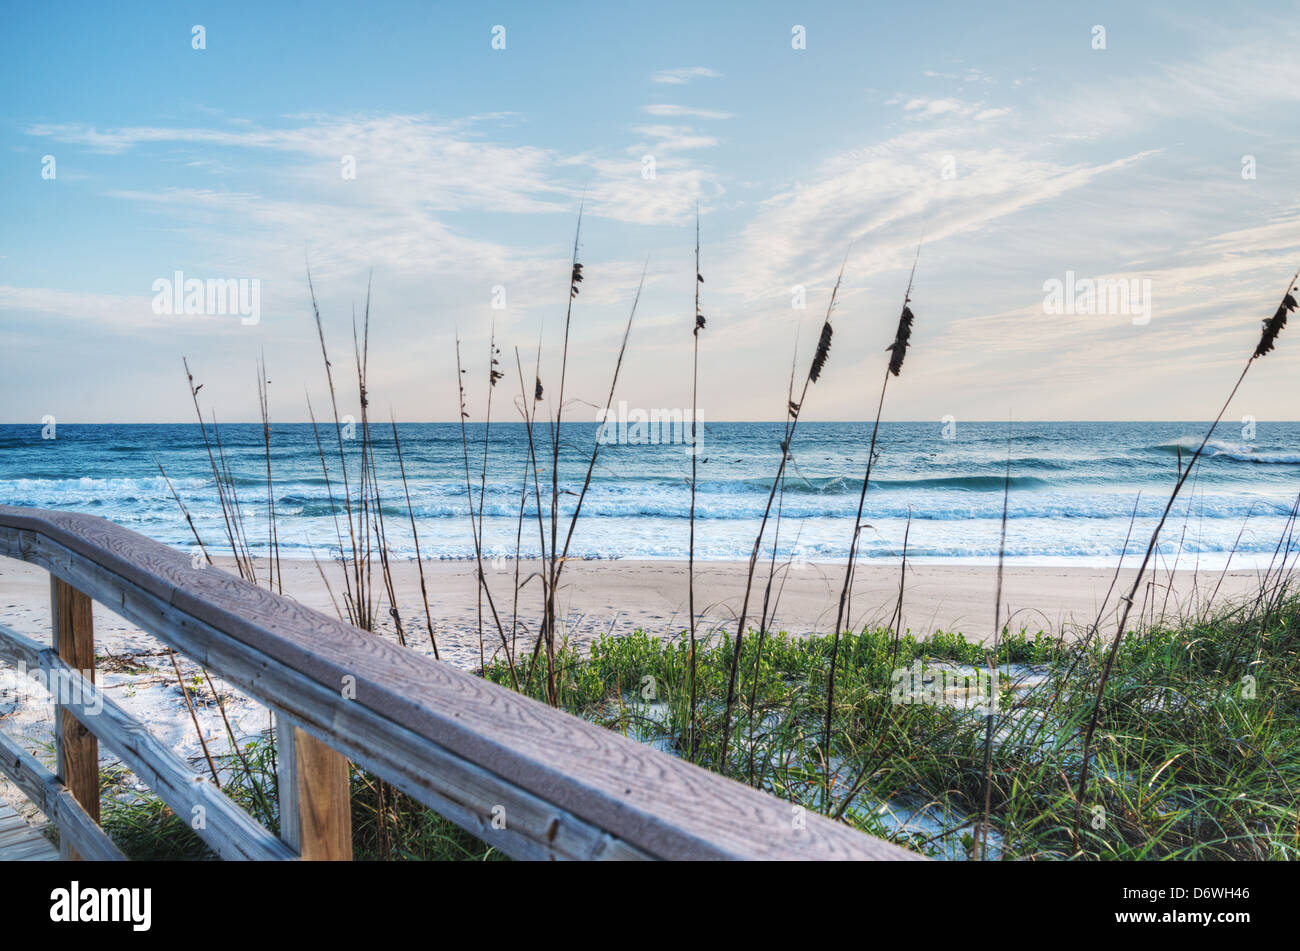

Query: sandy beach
0;550;1276;830
0;555;1268;666
0;553;1263;789
0;552;1267;817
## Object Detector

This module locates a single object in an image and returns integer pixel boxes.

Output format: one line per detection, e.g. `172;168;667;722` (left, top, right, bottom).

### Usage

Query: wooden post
277;716;352;860
50;577;98;860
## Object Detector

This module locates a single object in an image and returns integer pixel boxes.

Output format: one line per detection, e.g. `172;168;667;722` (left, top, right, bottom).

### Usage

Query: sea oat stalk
1073;268;1298;847
822;246;920;793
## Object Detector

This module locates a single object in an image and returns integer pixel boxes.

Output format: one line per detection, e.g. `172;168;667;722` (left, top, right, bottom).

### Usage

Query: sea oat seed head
1255;279;1298;359
809;322;833;382
886;305;915;376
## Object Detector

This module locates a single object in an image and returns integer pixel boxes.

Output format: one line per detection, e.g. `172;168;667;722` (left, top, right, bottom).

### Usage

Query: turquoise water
1;421;1297;565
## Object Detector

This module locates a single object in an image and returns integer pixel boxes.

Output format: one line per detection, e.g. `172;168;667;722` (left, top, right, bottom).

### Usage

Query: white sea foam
2;421;1297;563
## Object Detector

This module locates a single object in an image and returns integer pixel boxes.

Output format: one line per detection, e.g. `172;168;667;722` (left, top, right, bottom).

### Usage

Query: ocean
1;421;1297;568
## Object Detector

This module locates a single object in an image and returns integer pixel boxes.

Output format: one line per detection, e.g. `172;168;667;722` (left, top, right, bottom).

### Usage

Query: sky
2;0;1300;423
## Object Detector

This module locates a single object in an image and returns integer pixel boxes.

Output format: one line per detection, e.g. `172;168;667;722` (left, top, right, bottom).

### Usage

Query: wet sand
0;554;1265;668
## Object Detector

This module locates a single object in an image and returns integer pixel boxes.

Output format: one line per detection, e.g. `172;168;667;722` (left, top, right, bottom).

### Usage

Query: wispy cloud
902;97;967;117
26;114;720;228
0;285;156;329
8;12;1300;423
725;118;1158;305
649;66;720;85
897;97;1012;122
643;104;732;119
632;124;720;152
923;67;995;84
28;117;569;214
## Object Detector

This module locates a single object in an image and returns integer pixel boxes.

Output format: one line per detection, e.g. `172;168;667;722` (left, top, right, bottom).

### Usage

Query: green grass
100;734;504;861
99;589;1300;860
487;592;1299;860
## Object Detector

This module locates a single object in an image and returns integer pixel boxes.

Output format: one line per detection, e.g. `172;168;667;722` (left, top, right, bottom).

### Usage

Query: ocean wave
169;518;1300;563
1211;448;1300;464
693;473;1056;495
4;422;1300;563
872;474;1052;491
4;476;1294;522
1152;439;1300;464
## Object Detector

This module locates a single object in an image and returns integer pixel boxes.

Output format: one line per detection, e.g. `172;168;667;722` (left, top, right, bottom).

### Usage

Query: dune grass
478;589;1297;860
98;733;505;862
99;582;1298;861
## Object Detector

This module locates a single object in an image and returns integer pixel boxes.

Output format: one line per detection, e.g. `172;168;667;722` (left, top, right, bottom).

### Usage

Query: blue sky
2;0;1299;422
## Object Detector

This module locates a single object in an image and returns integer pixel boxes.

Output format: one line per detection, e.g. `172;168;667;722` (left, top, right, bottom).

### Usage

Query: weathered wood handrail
0;506;920;860
0;728;124;861
0;621;295;859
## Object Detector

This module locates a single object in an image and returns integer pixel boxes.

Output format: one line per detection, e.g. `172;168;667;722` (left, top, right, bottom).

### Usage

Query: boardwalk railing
0;506;919;861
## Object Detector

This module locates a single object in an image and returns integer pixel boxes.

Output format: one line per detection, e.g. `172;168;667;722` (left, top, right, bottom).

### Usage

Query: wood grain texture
0;802;59;861
50;575;98;860
0;729;125;861
7;528;646;860
278;722;352;860
275;716;301;853
0;507;922;861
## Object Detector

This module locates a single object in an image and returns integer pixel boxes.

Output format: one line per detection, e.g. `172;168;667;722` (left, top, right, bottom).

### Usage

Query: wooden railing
0;506;919;861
